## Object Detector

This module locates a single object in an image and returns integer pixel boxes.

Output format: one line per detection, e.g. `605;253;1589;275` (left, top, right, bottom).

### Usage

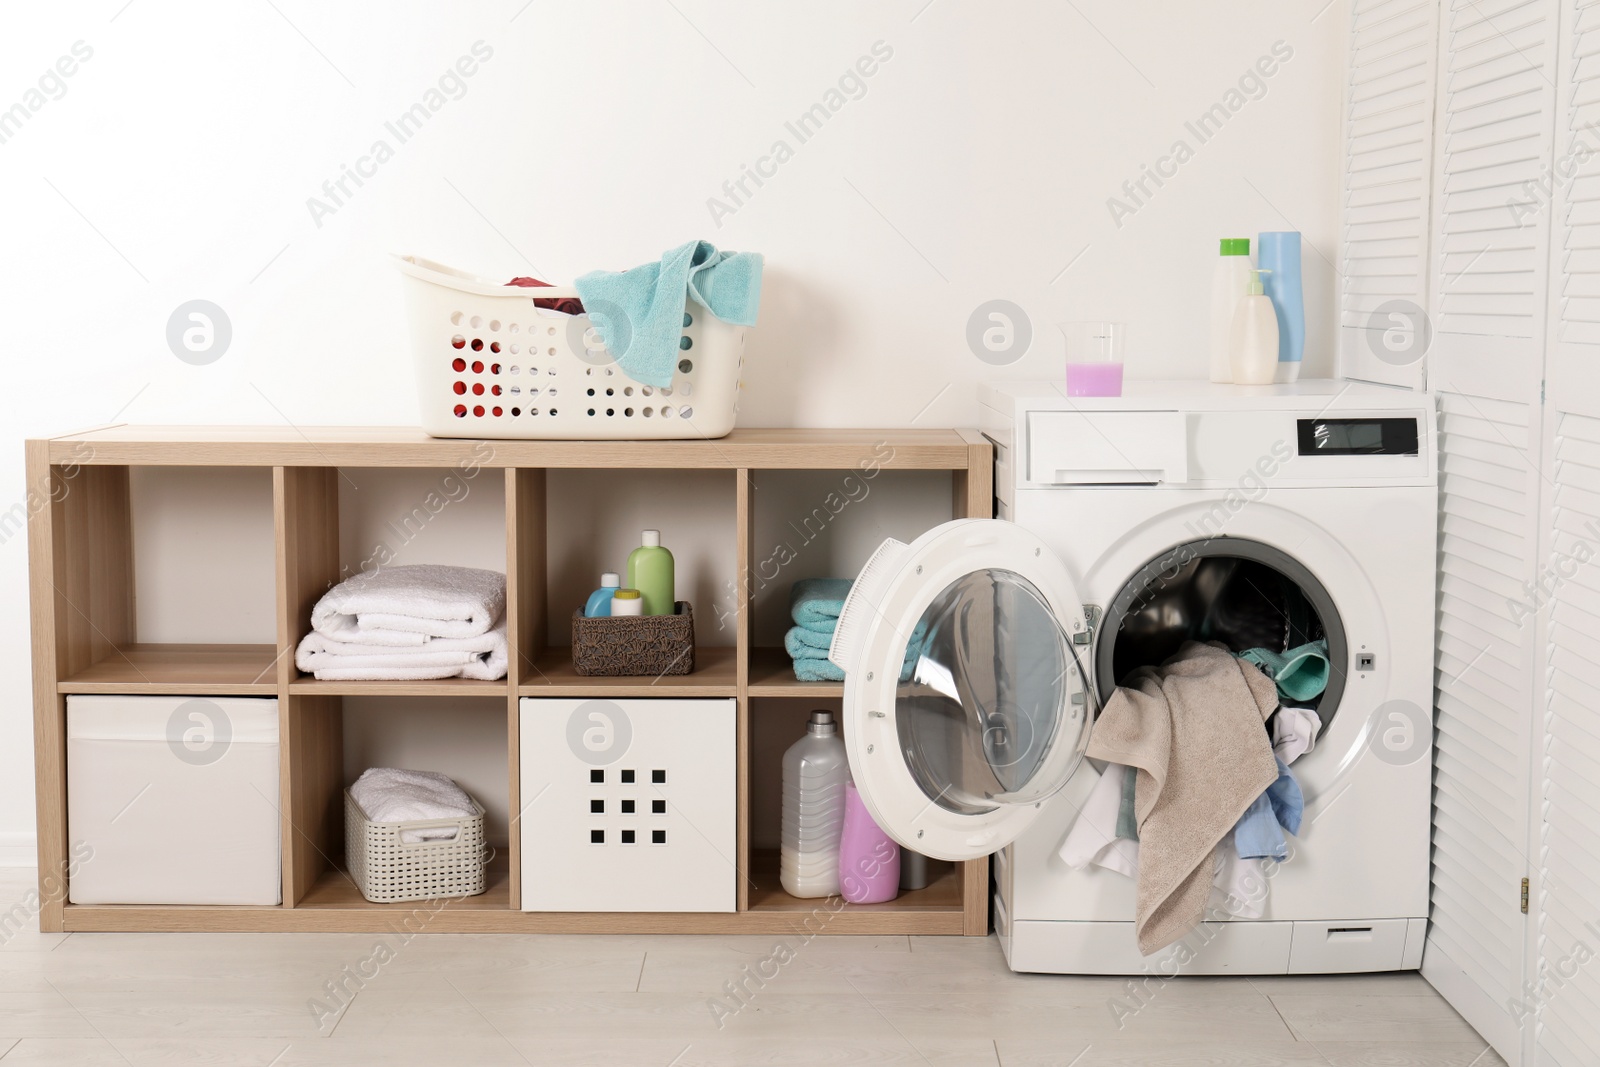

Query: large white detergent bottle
1229;268;1281;386
1209;238;1253;382
780;710;850;898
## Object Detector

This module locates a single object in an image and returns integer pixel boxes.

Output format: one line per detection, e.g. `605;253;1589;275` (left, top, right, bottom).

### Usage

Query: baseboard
0;832;37;868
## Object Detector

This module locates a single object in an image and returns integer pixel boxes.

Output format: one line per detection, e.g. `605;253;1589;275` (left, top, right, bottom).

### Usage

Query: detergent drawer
1287;919;1415;973
1026;411;1188;485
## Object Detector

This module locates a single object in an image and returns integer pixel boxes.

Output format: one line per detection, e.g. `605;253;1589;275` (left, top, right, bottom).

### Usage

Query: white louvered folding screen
1416;3;1559;1064
1553;0;1600;359
1428;0;1559;403
1339;0;1600;1062
1535;411;1600;1065
1341;0;1440;388
1533;2;1600;1062
1426;393;1540;1065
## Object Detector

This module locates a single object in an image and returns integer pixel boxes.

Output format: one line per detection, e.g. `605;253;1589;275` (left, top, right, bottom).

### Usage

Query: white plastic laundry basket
394;255;746;440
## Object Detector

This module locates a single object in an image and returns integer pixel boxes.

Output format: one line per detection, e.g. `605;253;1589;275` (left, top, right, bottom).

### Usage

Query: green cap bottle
626;530;675;616
1220;238;1250;256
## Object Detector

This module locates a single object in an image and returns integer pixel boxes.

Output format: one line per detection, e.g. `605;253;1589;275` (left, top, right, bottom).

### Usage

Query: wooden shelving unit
27;426;993;935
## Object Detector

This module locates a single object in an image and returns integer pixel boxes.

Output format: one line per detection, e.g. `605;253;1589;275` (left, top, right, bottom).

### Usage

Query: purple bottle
838;781;900;903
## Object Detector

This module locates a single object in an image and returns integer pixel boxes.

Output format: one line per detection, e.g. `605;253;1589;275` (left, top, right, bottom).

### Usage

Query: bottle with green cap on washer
626;530;676;616
1210;238;1253;383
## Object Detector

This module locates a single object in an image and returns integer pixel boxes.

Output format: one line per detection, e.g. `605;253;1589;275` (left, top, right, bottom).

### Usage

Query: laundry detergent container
67;696;282;905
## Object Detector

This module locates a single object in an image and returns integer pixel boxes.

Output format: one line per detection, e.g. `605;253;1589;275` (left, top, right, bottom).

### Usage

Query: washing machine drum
1096;539;1347;731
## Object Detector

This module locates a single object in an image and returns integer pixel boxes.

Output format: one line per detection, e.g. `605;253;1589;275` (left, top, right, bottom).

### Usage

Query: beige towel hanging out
1086;640;1280;955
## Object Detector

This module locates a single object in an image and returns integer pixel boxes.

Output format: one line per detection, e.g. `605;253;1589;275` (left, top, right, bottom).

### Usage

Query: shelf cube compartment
282;464;510;687
52;466;278;691
540;468;736;661
747;468;953;655
282;693;513;909
128;467;277;645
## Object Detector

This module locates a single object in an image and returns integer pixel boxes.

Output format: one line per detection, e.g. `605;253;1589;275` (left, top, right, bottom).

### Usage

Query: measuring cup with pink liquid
1061;321;1126;397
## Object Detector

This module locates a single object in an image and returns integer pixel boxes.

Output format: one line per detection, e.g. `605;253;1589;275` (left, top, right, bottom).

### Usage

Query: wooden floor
0;869;1501;1066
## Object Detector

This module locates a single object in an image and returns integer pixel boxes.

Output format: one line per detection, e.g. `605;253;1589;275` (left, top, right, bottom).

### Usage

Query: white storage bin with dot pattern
395;255;746;440
519;697;736;912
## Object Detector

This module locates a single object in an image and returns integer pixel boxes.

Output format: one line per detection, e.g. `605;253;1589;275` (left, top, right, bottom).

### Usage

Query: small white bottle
609;588;644;616
1209;238;1252;383
1229;269;1281;386
780;711;849;898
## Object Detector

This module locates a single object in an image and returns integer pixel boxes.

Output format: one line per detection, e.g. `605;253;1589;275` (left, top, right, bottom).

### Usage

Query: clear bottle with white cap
780;710;849;898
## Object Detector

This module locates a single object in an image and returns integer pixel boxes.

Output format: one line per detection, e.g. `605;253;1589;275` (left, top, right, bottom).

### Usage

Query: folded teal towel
784;627;837;662
789;578;854;634
784;625;918;683
792;657;848;683
784;626;921;663
1238;639;1330;703
784;626;836;651
575;240;763;389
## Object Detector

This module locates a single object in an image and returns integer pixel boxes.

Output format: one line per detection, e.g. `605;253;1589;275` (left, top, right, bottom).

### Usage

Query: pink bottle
838;781;900;903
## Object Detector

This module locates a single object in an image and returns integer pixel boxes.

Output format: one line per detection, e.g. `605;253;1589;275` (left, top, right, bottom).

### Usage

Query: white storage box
519;697;735;912
394;255;747;441
67;696;281;906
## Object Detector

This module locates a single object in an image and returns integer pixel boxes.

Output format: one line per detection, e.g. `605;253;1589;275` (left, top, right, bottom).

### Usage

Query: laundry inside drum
1094;539;1347;734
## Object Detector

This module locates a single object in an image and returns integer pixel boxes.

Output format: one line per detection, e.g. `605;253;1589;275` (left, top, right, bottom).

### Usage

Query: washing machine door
828;518;1094;861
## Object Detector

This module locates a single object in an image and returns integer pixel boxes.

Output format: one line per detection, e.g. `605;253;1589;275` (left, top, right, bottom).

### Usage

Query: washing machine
828;380;1436;975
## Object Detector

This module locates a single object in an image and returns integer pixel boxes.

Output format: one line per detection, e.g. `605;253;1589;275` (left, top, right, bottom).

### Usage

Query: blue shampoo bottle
584;573;621;617
1257;232;1304;383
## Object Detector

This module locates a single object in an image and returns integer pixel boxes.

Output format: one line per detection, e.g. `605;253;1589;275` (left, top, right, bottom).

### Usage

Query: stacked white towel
295;565;508;680
350;768;478;843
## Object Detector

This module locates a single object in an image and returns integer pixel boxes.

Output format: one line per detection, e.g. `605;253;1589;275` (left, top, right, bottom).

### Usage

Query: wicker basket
571;601;696;677
344;790;488;903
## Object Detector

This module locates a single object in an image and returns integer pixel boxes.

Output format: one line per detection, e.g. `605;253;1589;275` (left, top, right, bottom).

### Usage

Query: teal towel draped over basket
576;240;763;389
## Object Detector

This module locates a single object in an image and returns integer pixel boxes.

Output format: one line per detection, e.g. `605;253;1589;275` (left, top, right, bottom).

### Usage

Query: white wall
0;1;1348;850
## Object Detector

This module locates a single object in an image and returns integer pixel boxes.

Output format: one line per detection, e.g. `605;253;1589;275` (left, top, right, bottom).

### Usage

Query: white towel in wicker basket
344;789;488;903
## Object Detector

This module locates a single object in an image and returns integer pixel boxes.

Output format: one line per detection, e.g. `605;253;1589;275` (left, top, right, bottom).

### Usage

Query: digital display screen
1296;418;1419;457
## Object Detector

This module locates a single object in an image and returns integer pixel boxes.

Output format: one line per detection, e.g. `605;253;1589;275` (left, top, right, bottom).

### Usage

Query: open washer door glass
827;519;1094;862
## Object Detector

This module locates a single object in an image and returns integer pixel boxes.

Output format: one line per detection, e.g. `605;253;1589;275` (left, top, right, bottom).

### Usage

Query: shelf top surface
39;426;979;469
